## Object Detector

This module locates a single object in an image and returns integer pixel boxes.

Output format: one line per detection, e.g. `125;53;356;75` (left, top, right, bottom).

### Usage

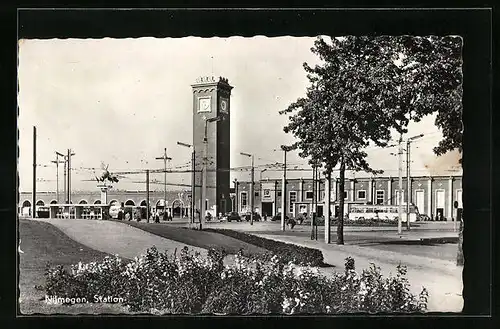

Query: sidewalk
255;233;463;313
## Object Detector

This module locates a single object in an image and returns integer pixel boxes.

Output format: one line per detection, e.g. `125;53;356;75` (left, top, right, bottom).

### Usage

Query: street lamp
177;141;195;225
406;133;424;229
240;152;254;225
200;116;222;230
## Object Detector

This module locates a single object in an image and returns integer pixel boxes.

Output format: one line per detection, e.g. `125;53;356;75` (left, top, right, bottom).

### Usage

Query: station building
233;174;463;221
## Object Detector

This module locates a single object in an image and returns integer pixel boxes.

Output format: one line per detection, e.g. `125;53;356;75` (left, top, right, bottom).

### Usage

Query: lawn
18;219;129;314
118;220;269;257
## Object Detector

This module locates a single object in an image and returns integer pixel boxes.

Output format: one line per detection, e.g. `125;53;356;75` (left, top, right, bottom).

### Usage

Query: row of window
239;189;403;210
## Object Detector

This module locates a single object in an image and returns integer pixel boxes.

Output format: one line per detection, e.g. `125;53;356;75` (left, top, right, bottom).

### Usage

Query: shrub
304;217;398;226
204;228;324;267
42;248;428;314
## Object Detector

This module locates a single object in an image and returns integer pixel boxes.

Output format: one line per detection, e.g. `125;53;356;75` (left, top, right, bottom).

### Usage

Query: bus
348;204;420;223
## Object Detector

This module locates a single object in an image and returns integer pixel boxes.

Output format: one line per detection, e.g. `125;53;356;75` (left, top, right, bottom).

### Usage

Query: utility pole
63;155;67;203
250;155;254;225
406;134;424;230
52;152;65;203
406;139;411;230
177;141;195;224
281;147;288;231
311;165;316;240
32;126;36;218
66;149;75;204
156;148;172;215
398;135;403;235
240;152;254;225
146;169;150;223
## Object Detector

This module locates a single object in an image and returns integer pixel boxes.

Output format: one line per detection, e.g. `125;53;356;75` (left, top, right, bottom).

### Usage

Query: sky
17;36;462;193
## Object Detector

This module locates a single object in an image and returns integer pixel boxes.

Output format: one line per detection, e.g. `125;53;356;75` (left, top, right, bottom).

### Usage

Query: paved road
38;219;208;259
259;234;463;313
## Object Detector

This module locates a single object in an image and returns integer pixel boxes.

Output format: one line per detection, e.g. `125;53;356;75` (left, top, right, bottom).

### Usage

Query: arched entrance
50;200;57;204
109;200;119;206
21;200;31;217
140;200;148;219
155;199;167;213
171;199;184;218
94;200;102;204
36;200;45;206
79;200;88;204
125;200;135;206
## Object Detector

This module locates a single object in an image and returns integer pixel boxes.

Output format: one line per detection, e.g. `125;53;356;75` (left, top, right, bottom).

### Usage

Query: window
263;189;271;198
278;191;282;197
357;190;366;200
255;192;259;197
376;190;385;205
305;191;313;199
205;199;209;210
289;191;297;213
343;191;348;200
240;192;247;209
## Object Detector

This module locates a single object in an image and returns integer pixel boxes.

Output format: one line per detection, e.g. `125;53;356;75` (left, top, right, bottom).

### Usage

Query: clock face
198;97;211;113
220;98;228;114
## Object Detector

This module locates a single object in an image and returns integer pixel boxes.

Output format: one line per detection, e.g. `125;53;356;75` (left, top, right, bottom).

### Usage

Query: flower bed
42;247;428;314
204;228;324;267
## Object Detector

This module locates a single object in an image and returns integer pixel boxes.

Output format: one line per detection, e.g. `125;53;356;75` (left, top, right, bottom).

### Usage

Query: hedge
42;247;429;314
204;228;324;267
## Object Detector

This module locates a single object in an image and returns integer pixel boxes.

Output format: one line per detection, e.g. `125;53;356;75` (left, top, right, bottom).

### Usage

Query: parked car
226;212;241;222
271;213;289;222
244;212;261;222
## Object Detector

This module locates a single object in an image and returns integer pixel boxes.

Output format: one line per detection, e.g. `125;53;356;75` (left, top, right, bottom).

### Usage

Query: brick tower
192;76;233;217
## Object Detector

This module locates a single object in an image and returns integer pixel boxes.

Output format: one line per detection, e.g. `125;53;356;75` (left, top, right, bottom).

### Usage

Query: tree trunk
337;158;345;245
457;218;464;266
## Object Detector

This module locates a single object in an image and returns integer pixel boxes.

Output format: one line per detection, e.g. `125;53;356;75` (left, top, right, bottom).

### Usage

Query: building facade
18;189;192;218
233;175;463;221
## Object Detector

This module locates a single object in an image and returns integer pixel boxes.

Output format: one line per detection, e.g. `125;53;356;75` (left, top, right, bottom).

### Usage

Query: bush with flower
42;248;428;314
204;228;325;267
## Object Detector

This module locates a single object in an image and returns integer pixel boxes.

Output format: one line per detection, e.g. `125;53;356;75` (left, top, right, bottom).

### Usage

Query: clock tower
192;76;233;217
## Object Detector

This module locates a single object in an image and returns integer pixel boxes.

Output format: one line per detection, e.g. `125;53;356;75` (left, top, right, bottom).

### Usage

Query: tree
396;36;463;158
280;36;399;244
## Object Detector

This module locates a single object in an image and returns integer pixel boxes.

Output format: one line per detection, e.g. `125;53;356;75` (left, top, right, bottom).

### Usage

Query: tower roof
191;76;233;89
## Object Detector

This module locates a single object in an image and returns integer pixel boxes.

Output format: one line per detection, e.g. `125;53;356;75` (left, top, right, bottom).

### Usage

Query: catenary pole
32;126;36;218
281;149;287;231
406;139;411;230
146;169;150;223
398;135;403;235
156;148;172;215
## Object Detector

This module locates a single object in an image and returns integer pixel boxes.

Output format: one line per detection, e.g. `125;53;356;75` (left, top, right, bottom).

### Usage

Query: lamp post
406;134;424;230
240;152;254;225
201;116;221;230
177;141;195;224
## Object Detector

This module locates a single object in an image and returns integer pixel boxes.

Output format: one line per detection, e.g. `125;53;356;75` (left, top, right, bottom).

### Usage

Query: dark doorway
172;201;183;218
220;199;227;214
436;208;445;221
317;205;324;217
457;208;463;222
334;205;340;218
262;202;273;217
